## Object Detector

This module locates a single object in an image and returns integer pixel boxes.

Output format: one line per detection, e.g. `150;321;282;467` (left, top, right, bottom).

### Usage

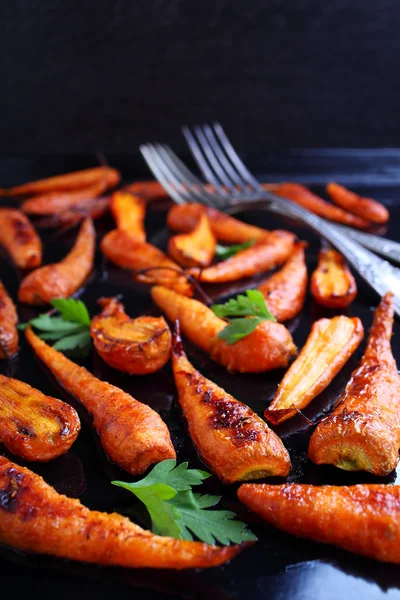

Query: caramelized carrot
151;286;296;373
172;323;291;482
18;218;95;305
0;375;80;461
123;180;169;203
188;231;295;283
0;208;42;269
91;297;171;375
0;456;242;569
167;203;268;243
269;183;370;229
265;316;364;425
168;211;216;267
258;242;308;322
238;482;400;564
311;248;357;309
21;179;109;215
0;281;18;359
308;293;400;475
35;197;110;228
0;166;120;196
327;182;389;225
25;327;176;475
110;191;146;242
101;229;193;296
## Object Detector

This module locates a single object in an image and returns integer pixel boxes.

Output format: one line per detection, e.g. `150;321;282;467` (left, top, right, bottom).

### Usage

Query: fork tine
140;144;194;205
193;125;237;194
182;126;227;196
212;122;261;189
202;124;249;189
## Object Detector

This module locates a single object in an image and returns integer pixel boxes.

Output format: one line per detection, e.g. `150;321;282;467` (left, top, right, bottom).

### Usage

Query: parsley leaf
216;317;266;344
215;239;256;261
112;459;256;545
50;298;91;326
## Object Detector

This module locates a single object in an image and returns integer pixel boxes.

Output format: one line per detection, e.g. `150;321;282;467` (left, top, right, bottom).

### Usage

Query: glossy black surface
2;153;400;599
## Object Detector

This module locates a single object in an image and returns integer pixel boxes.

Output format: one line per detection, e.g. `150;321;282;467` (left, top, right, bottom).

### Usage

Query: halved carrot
258;241;308;322
0;281;18;359
269;183;370;229
264;316;364;425
308;293;400;475
311;247;357;309
0;208;42;269
168;211;216;267
18;218;95;305
151;285;296;373
0;166;120;196
21;179;109;215
172;323;291;482
123;180;169;202
110;191;146;242
327;182;389;224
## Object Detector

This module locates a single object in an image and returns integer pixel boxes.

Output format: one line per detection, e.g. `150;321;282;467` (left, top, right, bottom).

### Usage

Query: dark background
1;0;400;156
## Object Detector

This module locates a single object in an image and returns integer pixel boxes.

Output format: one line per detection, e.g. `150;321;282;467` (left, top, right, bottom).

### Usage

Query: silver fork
140;136;400;317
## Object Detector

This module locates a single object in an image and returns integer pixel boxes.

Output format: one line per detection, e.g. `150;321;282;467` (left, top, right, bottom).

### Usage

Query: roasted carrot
168;211;216;267
0;281;18;359
18;217;95;305
0;375;80;461
172;323;291;482
123;180;169;203
188;231;295;283
26;327;175;475
258;241;308;322
21;179;110;216
269;183;370;229
238;482;400;564
0;166;120;197
0;208;42;269
101;229;193;296
151;286;296;373
310;247;357;309
0;456;242;569
110;191;146;242
308;293;400;475
265;316;364;425
327;182;389;225
91;297;172;375
167;203;268;244
35;197;110;229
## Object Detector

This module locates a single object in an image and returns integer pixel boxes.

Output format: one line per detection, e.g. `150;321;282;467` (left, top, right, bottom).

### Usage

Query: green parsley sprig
113;459;256;545
212;289;276;344
215;239;256;261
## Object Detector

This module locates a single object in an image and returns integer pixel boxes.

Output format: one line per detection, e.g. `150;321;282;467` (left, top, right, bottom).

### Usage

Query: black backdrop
1;0;400;155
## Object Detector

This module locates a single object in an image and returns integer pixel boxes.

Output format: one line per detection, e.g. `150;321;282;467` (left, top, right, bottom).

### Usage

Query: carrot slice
327;182;389;224
0;208;42;269
91;297;171;375
238;482;400;564
168;211;216;267
151;286;296;373
25;327;176;475
172;323;291;482
258;241;308;322
0;281;18;359
308;293;400;475
265;315;364;425
0;456;243;569
110;191;146;242
21;179;109;215
311;248;357;309
123;180;169;203
18;218;95;305
269;183;370;229
0;166;120;197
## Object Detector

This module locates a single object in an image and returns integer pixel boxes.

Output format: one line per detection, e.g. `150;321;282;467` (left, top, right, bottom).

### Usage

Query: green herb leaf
50;298;91;326
215;239;256;261
53;330;91;351
212;289;276;320
216;317;265;344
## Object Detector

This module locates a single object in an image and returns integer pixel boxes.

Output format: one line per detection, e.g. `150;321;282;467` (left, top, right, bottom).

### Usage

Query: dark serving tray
2;152;400;600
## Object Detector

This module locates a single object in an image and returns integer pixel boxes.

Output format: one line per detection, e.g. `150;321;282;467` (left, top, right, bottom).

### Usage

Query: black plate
2;154;400;600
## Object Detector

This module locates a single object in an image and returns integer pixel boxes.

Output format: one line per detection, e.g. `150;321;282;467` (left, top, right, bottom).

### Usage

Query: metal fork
140;134;400;317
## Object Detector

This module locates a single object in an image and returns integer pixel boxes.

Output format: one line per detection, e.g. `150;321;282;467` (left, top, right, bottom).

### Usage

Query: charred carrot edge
258;241;308;322
0;281;18;359
327;182;389;225
110;191;146;242
18;218;95;305
0;208;42;269
172;322;291;482
25;326;176;475
308;292;400;475
168;211;216;267
151;285;296;373
268;183;370;229
35;197;110;229
0;166;120;197
310;248;357;309
21;179;110;216
0;456;243;569
264;316;364;425
238;482;400;564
